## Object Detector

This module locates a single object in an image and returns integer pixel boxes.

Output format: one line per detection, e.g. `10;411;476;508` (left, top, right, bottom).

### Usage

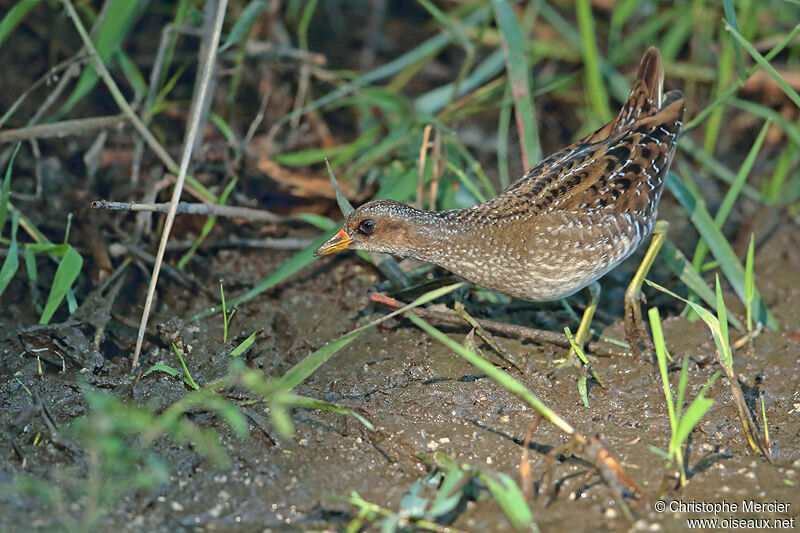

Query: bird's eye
357;219;375;235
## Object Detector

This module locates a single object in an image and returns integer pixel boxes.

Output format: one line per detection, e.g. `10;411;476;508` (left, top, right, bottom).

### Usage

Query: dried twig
129;0;229;368
91;199;284;222
164;237;311;251
370;292;629;358
0;115;128;144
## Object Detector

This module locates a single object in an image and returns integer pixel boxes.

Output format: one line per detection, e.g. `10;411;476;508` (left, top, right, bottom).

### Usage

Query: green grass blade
702;37;734;156
417;0;471;50
479;472;539;533
649;308;677;440
172;343;199;390
646;279;732;371
406;312;576;436
497;82;512;189
231;331;257;357
727;23;800;109
296;0;318;51
674;371;719;452
666;172;776;329
745;234;755;332
729;98;800;148
658;238;743;331
723;0;747;80
190;224;337;322
0;0;40;48
0;213;20;300
0;144;21;237
177;176;238;270
492;0;541;166
712;119;770;226
675;354;690;428
685;21;800;132
576;0;612;122
715;275;730;367
220;0;266;52
278;282;465;391
289;396;374;431
326;159;354;216
39;245;83;324
116;51;147;96
142;363;181;378
414;48;506;116
693;119;770;268
57;0;143;117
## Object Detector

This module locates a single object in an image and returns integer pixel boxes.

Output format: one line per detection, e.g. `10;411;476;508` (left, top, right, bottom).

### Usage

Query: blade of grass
658;238;743;330
39;244;83;324
666;172;775;329
723;0;747;80
278;282;465;390
649;308;677;441
685;21;800;132
0;0;41;49
727;22;800;109
406;312;576;437
142;363;181;379
414;48;506;116
745;235;754;333
703;35;735;156
57;0;143;117
190;225;336;322
172;343;199;390
565;328;590;408
177;177;239;270
673;374;716;459
576;0;612;123
478;471;538;533
692;119;770;269
326;159;354;215
220;0;266;52
290;396;374;431
492;0;541;166
497;82;512;189
0;213;19;299
647;278;765;457
0;144;21;237
230;331;256;357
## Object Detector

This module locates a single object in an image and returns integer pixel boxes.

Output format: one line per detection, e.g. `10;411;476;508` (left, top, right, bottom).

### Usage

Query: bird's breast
412;211;654;301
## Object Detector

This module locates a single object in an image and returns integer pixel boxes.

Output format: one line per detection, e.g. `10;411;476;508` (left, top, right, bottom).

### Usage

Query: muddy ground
1;195;798;532
1;2;799;532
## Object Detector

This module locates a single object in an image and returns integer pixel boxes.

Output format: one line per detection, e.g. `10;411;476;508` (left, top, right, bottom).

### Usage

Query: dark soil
1;2;798;532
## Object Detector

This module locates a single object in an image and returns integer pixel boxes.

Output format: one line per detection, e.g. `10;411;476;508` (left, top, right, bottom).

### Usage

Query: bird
314;47;685;356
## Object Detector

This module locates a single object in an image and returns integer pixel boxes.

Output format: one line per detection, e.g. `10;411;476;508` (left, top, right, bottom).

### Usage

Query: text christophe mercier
665;499;791;514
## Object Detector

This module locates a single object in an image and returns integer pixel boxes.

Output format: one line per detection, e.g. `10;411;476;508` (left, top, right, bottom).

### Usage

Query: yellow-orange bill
313;228;353;256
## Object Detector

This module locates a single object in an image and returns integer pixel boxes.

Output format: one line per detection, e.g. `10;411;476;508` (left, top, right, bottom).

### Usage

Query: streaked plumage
315;48;685;305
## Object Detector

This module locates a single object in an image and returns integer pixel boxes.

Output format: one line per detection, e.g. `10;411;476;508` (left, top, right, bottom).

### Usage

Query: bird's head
313;199;422;257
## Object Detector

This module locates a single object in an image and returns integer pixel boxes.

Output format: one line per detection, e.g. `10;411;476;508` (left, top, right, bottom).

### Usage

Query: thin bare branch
91;199;283;222
130;0;229;369
0;116;128;144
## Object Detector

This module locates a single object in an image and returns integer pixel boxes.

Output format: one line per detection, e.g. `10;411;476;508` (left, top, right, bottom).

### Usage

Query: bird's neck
397;206;490;266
